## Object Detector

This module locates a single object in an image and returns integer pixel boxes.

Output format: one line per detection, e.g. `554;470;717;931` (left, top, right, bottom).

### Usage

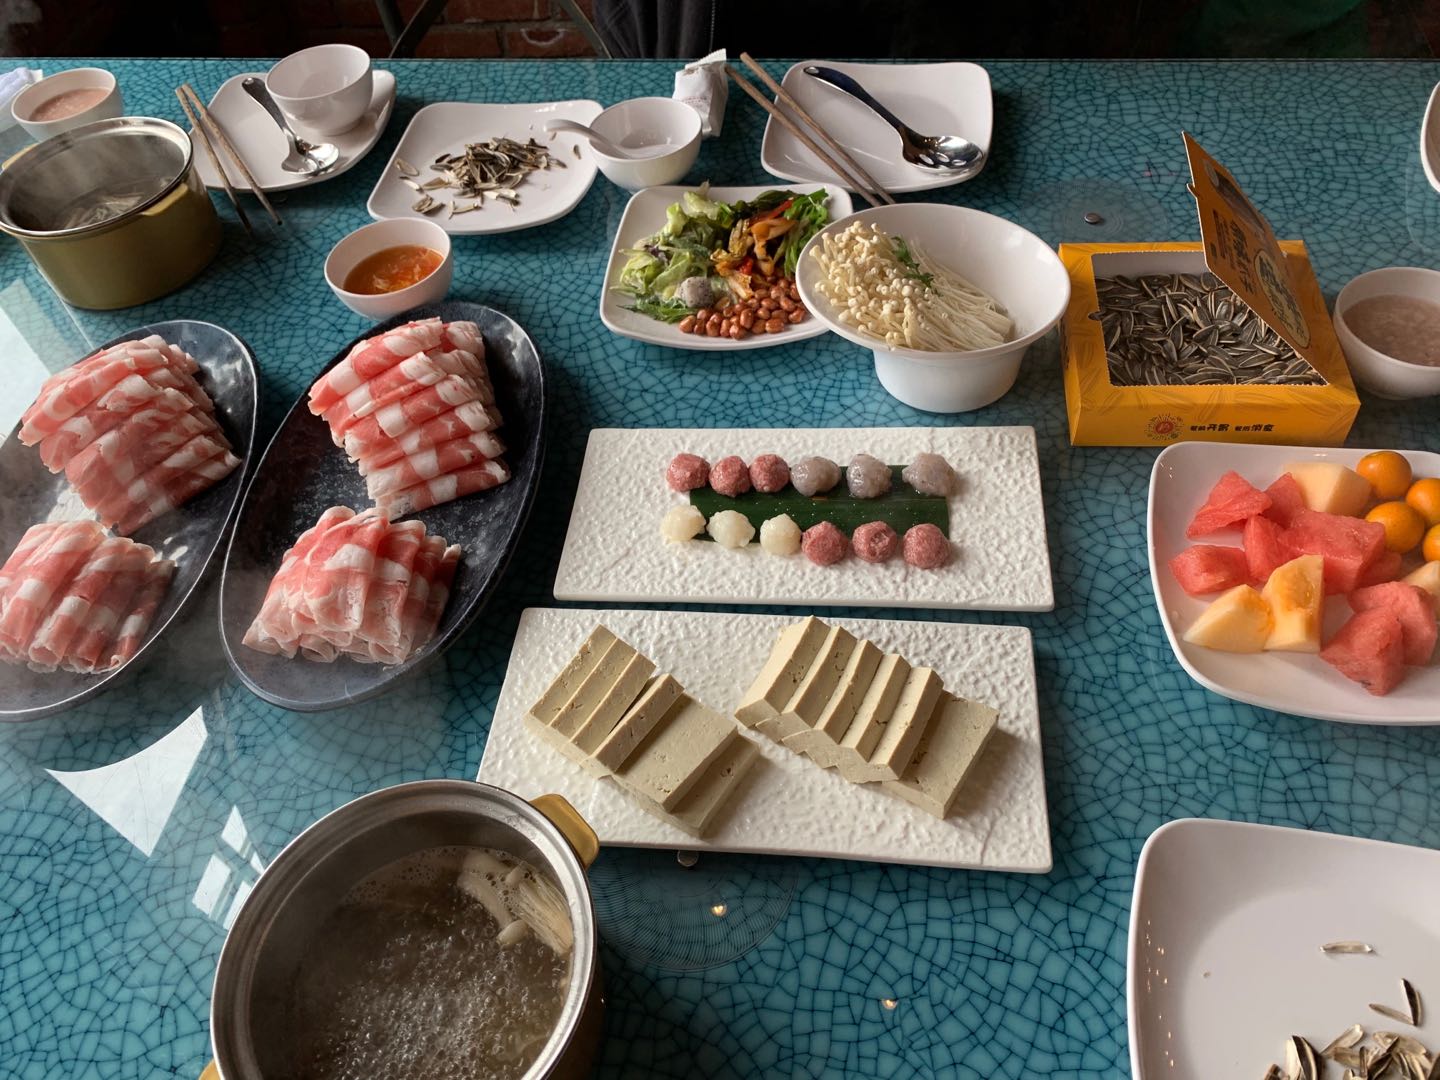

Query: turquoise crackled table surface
1;56;1439;1080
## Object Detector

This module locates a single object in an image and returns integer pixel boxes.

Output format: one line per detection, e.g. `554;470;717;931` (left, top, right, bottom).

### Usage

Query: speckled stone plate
0;320;258;722
218;301;545;711
479;607;1051;871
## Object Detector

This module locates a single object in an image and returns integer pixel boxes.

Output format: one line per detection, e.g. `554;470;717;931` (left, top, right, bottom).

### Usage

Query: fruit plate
477;607;1051;872
1128;819;1440;1080
552;426;1054;611
1148;442;1440;725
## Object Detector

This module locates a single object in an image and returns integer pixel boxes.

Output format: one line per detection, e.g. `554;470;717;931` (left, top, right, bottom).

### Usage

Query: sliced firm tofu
735;616;829;728
637;734;759;838
837;666;942;783
550;638;655;741
760;624;857;741
783;639;882;759
526;625;618;730
811;653;911;770
882;693;999;818
613;694;737;811
588;673;684;776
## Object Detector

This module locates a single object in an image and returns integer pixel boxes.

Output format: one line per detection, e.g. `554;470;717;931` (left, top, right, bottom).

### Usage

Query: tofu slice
588;673;684;776
734;616;829;729
612;694;736;811
837;666;942;783
527;624;618;725
811;653;910;770
783;639;882;759
627;733;759;838
881;693;999;818
550;638;654;740
758;624;857;742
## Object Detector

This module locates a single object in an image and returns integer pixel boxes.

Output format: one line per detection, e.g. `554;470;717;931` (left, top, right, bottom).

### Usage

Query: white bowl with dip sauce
266;44;373;137
324;216;453;319
1334;267;1440;400
11;68;122;141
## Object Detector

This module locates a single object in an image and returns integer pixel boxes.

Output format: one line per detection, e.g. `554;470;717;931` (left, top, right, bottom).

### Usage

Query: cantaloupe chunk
1262;555;1324;653
1183;584;1273;653
1404;561;1440;612
1283;461;1373;517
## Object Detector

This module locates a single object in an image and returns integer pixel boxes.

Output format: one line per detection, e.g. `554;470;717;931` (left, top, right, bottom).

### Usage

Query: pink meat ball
851;521;899;563
666;453;710;492
709;455;752;497
749;453;791;494
902;524;952;570
801;521;849;566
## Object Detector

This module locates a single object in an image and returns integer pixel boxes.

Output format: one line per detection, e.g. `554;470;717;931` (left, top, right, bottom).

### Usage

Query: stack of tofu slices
525;626;759;838
739;616;998;818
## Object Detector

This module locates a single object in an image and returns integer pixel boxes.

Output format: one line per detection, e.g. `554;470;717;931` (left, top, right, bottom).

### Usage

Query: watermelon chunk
1320;609;1408;696
1262;473;1307;528
1357;550;1403;589
1349;581;1438;665
1282;510;1387;595
1243;515;1290;585
1187;471;1273;539
1169;546;1250;597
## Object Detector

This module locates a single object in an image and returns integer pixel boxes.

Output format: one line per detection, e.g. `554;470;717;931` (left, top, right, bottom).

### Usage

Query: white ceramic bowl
1333;266;1440;400
11;68;122;141
266;44;373;136
324;217;453;319
796;203;1071;413
588;97;701;191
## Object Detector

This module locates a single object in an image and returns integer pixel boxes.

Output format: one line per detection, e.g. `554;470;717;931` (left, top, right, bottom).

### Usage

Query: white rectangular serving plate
367;100;601;234
1129;819;1440;1080
478;607;1051;872
1148;441;1440;725
760;60;993;195
597;183;852;351
553;426;1054;611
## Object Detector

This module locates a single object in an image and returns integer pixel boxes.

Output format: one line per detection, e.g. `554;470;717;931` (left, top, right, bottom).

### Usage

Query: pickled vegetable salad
616;187;830;323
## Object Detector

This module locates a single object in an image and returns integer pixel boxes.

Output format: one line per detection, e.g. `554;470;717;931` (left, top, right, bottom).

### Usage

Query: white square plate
597;183;853;351
760;60;993;195
1148;442;1440;725
552;426;1054;611
478;607;1051;872
366;100;601;234
1129;819;1440;1080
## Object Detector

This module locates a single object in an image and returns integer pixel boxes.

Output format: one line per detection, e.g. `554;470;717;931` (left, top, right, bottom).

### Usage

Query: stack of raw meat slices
306;317;510;517
242;506;460;664
0;521;174;673
19;335;239;535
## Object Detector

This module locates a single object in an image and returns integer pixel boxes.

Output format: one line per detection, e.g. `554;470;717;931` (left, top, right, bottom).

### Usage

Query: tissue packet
674;49;727;138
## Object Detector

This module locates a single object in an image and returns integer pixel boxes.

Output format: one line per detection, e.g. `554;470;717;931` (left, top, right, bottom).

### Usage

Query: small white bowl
1333;267;1440;400
588;97;701;191
324;217;453;319
796;203;1071;413
11;68;122;141
266;44;373;136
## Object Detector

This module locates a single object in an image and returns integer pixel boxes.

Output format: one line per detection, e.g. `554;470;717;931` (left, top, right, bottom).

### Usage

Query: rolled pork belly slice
104;556;176;669
0;520;107;658
376;458;511;519
347;400;501;472
37;384;195;472
364;431;507;500
306;318;447;415
26;535;135;670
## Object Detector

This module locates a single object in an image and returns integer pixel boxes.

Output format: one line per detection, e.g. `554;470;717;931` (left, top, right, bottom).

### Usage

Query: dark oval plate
0;320;259;721
218;301;546;711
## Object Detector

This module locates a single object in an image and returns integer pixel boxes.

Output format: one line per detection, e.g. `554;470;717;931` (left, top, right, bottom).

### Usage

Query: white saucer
192;69;397;194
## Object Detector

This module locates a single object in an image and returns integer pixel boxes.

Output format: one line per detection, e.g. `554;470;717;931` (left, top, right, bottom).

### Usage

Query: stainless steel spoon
240;77;339;176
802;65;985;175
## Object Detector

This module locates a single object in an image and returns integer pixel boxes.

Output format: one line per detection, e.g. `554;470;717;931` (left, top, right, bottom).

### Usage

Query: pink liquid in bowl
28;86;110;123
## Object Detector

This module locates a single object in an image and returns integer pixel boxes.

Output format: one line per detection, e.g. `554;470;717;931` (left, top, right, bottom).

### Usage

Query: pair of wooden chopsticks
727;53;896;209
175;83;283;235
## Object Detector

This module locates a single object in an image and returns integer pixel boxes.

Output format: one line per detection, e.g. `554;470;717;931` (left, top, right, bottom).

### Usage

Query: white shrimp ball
660;505;706;543
706;509;755;549
759;514;802;556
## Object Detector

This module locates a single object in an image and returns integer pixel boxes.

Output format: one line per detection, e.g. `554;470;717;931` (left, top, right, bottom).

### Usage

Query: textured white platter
597;183;853;351
478;607;1051;872
193;70;397;194
760;60;993;195
367;100;600;234
1129;819;1440;1080
553;426;1054;611
1148;442;1440;725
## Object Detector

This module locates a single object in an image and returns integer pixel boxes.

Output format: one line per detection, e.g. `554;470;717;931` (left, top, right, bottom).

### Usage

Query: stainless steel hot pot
205;781;603;1080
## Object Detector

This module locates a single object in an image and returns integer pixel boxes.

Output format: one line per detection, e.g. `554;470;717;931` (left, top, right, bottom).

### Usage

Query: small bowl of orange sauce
324;217;453;319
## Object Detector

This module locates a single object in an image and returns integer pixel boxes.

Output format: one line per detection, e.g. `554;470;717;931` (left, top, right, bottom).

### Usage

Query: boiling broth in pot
284;846;573;1080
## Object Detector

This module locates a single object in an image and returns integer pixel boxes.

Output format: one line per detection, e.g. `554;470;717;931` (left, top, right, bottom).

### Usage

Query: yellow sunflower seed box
1058;135;1359;447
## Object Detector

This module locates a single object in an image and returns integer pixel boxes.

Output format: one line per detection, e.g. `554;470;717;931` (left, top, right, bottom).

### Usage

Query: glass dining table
1;55;1438;1080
